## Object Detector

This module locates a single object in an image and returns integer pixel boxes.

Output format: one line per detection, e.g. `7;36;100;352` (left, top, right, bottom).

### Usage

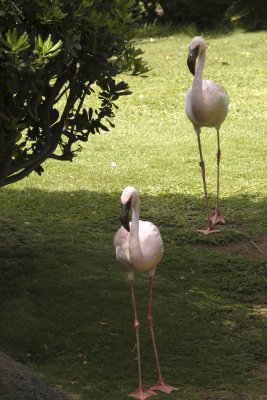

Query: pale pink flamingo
185;36;229;235
114;186;177;400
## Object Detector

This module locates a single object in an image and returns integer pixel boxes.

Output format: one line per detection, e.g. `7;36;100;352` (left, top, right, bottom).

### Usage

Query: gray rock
0;352;67;400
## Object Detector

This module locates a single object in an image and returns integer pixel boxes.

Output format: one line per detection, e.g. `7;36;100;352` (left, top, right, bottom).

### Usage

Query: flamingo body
186;79;229;128
114;186;177;399
114;220;163;275
185;36;229;234
114;186;163;276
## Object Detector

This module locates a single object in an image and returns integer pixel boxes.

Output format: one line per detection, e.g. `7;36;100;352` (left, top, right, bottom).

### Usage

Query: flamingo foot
197;226;221;235
150;380;178;394
129;386;157;400
209;208;225;225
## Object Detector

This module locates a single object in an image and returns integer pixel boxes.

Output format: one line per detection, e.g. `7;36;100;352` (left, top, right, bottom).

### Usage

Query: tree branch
3;66;80;186
8;76;67;176
0;131;18;187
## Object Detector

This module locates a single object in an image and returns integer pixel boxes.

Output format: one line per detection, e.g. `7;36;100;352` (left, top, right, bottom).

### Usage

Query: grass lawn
0;29;266;400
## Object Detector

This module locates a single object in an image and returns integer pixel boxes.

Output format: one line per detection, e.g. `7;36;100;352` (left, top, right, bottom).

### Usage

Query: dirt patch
200;389;247;400
253;305;267;319
232;395;246;400
218;234;267;260
254;363;267;379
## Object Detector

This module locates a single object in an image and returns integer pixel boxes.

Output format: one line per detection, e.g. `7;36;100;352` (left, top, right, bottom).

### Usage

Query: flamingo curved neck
193;50;205;92
130;199;140;241
191;50;207;124
129;199;144;261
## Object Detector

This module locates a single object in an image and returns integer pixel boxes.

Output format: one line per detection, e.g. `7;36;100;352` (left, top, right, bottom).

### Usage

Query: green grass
0;30;267;400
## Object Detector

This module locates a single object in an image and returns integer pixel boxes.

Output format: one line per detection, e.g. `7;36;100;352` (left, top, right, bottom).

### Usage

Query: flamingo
114;186;177;400
185;36;229;235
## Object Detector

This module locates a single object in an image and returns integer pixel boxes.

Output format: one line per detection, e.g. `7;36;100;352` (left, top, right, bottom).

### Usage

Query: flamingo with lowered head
114;186;177;400
185;36;229;235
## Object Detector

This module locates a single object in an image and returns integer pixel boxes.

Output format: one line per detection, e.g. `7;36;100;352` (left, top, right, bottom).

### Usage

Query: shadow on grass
0;188;266;399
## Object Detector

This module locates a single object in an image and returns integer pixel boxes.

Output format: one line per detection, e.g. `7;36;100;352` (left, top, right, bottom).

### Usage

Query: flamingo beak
120;200;131;232
187;47;199;76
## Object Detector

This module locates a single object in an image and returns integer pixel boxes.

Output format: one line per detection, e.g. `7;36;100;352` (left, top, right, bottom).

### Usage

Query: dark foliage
0;0;148;187
134;0;159;22
137;0;267;31
227;0;267;31
159;0;233;29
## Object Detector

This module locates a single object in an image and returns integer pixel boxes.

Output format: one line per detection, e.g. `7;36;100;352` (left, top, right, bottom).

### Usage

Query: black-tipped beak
120;199;131;232
187;47;199;76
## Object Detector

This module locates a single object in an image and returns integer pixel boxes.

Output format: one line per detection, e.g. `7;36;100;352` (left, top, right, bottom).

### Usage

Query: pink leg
209;129;225;225
147;277;178;394
195;128;220;234
129;280;157;400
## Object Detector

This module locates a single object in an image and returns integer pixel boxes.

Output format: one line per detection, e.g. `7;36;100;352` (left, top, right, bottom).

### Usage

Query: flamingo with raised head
114;186;177;400
185;36;229;235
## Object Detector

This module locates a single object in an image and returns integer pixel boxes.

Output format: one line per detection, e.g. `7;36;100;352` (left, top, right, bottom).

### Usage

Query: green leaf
38;34;43;48
47;40;63;54
43;34;52;54
6;28;17;47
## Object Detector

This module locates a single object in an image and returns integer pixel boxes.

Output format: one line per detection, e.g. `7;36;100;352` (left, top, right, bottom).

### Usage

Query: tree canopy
0;0;147;187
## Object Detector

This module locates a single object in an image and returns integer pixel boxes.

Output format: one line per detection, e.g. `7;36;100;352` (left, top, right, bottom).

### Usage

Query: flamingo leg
129;280;157;400
209;129;225;225
148;277;178;394
195;128;220;234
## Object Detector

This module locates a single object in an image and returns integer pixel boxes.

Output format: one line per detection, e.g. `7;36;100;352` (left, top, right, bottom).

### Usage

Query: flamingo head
187;36;206;76
120;186;138;232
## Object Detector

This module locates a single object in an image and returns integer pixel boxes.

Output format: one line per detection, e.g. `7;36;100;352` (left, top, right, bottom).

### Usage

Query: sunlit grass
0;30;266;400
